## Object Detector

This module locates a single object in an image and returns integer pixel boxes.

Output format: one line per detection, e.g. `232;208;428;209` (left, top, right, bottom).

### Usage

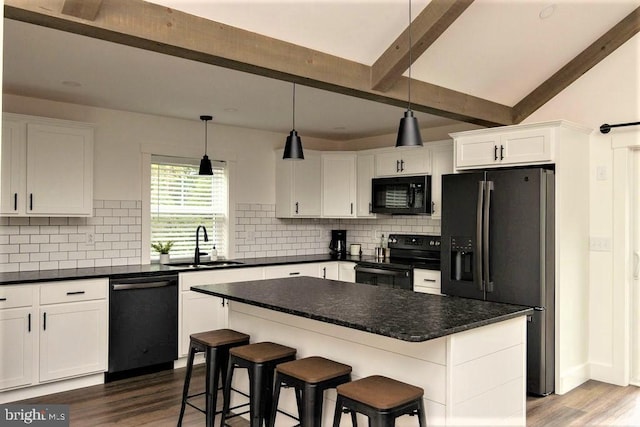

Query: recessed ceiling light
61;80;82;87
333;126;347;131
539;4;556;20
223;108;238;113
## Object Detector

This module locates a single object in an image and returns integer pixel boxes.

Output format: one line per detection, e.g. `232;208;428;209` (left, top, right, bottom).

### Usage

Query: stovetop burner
360;234;441;271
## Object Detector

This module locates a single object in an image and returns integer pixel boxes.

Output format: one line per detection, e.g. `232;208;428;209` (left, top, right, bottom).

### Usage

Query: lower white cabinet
263;263;319;279
317;262;339;280
413;269;441;295
0;280;107;392
338;262;356;283
179;268;264;357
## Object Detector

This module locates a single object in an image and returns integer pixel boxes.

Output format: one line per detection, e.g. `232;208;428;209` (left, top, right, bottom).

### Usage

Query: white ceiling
3;0;639;141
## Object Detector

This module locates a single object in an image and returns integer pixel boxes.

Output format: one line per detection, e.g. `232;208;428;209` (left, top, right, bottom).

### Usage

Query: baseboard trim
557;363;590;395
0;374;104;404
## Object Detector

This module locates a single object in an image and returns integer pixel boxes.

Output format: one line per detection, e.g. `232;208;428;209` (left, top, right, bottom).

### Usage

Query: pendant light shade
396;0;423;148
396;110;423;147
198;115;213;175
282;83;304;160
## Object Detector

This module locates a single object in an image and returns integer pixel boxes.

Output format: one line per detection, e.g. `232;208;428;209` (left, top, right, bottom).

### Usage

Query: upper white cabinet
429;141;454;219
322;153;356;218
276;150;321;218
453;126;553;169
356;153;376;218
375;147;431;177
1;114;94;217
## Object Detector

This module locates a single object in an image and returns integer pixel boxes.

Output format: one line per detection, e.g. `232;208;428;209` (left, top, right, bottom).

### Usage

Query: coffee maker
329;230;347;258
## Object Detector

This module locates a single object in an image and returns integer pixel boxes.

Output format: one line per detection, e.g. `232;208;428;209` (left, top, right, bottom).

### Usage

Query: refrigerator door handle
484;180;494;292
475;181;485;291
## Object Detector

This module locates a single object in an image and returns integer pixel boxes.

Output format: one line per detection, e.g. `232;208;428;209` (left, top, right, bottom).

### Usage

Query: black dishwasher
107;273;178;381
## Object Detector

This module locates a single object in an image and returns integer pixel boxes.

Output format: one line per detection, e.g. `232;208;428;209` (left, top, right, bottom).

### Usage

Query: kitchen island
192;277;531;427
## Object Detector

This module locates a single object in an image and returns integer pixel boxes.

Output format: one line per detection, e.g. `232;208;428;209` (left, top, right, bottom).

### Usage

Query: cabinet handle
500;145;505;160
14;193;17;211
29;193;33;211
289;272;300;276
66;291;85;296
0;298;6;302
431;201;435;214
323;267;327;279
423;278;437;283
400;159;405;172
43;312;47;331
350;203;353;215
28;313;31;332
396;160;400;173
295;202;299;214
494;145;498;161
221;298;226;307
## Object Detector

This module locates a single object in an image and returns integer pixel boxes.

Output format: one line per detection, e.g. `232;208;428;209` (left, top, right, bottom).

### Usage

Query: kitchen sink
166;260;244;269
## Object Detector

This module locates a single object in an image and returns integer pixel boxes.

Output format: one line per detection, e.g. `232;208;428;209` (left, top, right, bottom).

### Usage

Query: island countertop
191;276;532;342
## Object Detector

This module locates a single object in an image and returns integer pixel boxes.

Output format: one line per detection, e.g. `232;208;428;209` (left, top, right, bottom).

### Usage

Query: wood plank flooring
15;365;640;426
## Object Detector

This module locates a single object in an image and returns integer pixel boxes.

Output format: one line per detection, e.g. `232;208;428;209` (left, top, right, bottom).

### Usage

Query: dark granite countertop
0;254;365;285
191;276;532;342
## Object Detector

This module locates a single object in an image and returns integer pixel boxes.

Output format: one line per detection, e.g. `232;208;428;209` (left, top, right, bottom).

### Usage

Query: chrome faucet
194;225;209;266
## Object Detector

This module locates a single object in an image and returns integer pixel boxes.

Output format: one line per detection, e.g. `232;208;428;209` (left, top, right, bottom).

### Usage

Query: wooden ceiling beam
513;6;640;123
371;0;474;92
61;0;103;21
4;0;512;127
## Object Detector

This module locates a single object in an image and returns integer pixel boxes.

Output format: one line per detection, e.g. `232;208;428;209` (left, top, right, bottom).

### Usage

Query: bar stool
220;342;297;427
269;356;355;427
332;375;427;427
178;329;250;427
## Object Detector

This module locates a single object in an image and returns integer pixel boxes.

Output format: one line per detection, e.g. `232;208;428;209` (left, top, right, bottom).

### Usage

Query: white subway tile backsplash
0;199;143;272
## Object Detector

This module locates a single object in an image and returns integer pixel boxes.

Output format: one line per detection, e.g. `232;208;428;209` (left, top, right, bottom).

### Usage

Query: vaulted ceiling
3;0;640;141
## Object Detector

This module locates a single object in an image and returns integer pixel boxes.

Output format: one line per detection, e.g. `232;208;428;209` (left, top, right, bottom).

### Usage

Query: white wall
524;34;640;386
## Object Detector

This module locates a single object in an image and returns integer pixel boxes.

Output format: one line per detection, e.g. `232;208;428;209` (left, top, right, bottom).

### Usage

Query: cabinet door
39;301;107;382
317;262;339;280
26;123;93;216
0;119;26;215
413;269;441;295
375;149;430;176
375;151;402;176
430;142;454;219
501;128;553;165
180;291;227;356
0;308;34;390
322;153;356;217
338;262;356;283
455;134;500;169
292;153;321;216
356;154;376;217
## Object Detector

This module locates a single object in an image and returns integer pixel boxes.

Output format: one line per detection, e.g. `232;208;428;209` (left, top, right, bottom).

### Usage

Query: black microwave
371;175;432;215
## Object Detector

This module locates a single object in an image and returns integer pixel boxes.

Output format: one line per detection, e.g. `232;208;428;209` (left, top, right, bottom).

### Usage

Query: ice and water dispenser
450;236;474;281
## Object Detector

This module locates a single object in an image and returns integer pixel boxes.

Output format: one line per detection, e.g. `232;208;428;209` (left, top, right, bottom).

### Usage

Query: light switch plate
590;237;611;252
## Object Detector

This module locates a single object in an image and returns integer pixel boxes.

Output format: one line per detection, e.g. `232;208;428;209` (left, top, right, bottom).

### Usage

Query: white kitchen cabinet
322;153;356;218
38;280;107;383
263;263;319;279
0;286;36;391
428;141;454;219
375;147;431;177
179;267;263;356
454;126;553;169
275;150;321;218
1;113;94;217
413;269;441;295
317;262;339;280
338;262;356;283
356;153;376;218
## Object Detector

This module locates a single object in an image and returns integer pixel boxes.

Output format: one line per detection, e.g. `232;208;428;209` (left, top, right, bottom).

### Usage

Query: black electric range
355;234;441;290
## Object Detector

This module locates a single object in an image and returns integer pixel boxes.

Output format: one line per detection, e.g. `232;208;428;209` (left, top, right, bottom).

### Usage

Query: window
150;156;227;260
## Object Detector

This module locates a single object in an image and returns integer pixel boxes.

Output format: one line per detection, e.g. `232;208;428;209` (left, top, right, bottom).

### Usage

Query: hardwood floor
16;366;640;426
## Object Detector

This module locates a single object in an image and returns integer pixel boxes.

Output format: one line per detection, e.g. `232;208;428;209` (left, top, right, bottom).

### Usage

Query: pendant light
198;115;213;175
396;0;423;148
282;83;305;160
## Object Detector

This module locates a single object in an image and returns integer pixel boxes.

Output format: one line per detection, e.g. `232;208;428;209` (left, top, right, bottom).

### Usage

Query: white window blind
150;156;227;259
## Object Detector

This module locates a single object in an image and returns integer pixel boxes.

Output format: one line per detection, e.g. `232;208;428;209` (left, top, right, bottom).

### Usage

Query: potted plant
151;241;174;264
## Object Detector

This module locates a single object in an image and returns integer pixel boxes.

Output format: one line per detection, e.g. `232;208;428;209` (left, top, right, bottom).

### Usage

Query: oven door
355;265;413;290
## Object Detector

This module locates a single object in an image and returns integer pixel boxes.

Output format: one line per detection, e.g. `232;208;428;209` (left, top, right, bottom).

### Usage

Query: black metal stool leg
332;396;344;427
178;344;197;427
249;364;262;427
206;347;221;427
220;358;236;427
269;372;284;427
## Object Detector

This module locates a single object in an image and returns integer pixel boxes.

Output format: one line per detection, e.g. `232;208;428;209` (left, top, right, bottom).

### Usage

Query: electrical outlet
589;237;611;252
596;166;608;181
86;232;95;246
373;229;380;240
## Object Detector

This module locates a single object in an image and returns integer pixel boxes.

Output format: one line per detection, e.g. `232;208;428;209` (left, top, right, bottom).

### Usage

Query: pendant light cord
204;118;208;155
408;0;412;112
292;83;296;130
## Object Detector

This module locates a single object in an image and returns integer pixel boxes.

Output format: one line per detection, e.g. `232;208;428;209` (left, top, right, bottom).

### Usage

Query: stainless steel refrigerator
441;168;555;396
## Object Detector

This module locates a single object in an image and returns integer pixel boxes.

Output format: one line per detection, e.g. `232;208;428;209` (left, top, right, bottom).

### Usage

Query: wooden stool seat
333;375;427;427
270;356;354;427
230;341;297;363
276;356;352;383
336;375;423;410
191;329;250;348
